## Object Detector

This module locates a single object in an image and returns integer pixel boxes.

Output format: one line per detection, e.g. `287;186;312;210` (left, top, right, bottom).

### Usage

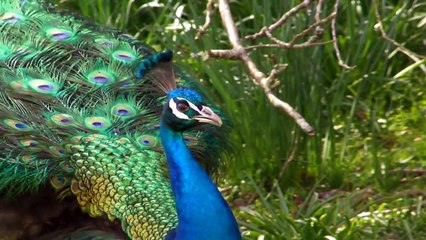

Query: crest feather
136;50;177;93
146;62;177;93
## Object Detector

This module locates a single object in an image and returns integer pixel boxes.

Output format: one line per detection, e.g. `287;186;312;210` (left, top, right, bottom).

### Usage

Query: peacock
0;0;241;239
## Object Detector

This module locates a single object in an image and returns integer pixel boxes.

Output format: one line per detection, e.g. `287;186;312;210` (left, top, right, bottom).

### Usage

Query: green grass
238;181;426;239
53;0;426;238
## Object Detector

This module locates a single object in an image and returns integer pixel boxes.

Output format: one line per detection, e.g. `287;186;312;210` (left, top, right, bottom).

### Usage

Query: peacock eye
177;102;190;112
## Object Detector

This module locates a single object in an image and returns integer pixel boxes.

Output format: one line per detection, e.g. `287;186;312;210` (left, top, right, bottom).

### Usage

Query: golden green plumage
0;0;224;239
68;134;177;239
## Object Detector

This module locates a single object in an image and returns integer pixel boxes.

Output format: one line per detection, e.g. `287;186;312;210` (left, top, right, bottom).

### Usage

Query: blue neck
160;120;241;240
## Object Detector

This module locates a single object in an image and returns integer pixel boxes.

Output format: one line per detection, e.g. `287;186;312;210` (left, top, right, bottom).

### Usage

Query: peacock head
162;88;222;132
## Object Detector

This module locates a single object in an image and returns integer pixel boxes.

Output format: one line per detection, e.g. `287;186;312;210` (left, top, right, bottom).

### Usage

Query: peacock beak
192;106;222;127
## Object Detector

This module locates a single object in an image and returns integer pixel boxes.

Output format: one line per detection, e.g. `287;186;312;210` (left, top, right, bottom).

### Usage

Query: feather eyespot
46;28;73;41
112;50;135;63
136;135;158;148
51;114;75;127
0;12;23;24
15;123;27;129
95;38;116;47
49;146;67;157
117;109;129;115
84;117;112;131
87;70;115;85
19;139;39;147
93;76;108;83
3;119;32;131
111;103;136;118
28;79;59;95
50;174;69;190
21;154;36;163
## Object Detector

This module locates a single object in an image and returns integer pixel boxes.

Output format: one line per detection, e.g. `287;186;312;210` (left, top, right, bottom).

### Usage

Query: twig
265;133;299;199
315;0;324;23
195;0;349;134
331;0;356;70
208;49;242;60
372;0;426;73
244;0;333;50
256;1;334;49
210;0;315;135
313;0;325;44
244;41;333;51
288;12;335;46
245;0;314;40
195;0;215;40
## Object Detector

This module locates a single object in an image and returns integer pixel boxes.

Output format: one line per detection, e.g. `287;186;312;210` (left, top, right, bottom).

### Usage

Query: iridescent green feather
0;0;225;239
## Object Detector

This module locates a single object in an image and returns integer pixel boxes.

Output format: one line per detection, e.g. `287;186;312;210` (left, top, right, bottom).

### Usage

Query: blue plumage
160;89;241;240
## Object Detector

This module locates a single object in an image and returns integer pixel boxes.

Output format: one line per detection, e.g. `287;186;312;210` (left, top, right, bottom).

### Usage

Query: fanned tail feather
0;0;226;238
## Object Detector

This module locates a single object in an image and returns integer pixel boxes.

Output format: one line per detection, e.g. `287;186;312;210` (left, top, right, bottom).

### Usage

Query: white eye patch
169;98;189;119
169;97;203;120
176;97;203;115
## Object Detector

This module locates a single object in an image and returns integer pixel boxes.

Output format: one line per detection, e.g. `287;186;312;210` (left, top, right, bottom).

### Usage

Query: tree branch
195;0;356;135
372;0;426;73
245;0;314;40
331;0;355;70
195;0;215;40
208;0;315;135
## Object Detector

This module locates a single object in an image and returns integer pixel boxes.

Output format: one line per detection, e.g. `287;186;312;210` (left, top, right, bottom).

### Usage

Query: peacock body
0;0;240;239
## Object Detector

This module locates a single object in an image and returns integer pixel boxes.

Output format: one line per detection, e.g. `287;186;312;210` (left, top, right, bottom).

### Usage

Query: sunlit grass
238;181;426;239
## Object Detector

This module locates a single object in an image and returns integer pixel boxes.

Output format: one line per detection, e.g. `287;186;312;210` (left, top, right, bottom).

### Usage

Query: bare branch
314;0;324;22
266;134;299;199
313;0;325;45
195;0;215;40
252;11;334;50
242;0;334;54
245;0;314;40
331;0;356;70
288;12;335;45
372;0;426;73
245;41;333;51
208;49;243;60
196;0;357;135
211;0;315;135
263;30;290;47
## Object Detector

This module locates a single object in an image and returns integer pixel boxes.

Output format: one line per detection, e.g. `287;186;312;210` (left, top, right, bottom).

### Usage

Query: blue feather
160;89;241;240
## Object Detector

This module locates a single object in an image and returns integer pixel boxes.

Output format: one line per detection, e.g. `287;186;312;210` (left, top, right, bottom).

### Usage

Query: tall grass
53;0;426;238
54;0;425;190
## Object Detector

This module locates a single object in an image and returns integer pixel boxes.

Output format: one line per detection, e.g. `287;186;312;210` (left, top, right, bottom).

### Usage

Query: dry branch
196;0;426;134
195;0;215;40
245;0;314;41
331;0;355;70
208;0;316;135
195;0;359;135
372;0;426;73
